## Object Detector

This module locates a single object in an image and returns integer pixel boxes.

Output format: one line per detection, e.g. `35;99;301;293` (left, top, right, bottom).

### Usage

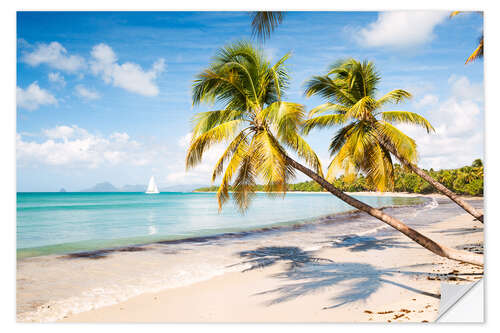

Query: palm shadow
327;235;412;252
257;261;440;309
230;246;333;272
233;246;441;310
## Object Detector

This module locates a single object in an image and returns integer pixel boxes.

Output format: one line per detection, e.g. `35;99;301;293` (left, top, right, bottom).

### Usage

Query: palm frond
326;144;357;183
231;148;258;213
253;130;293;193
284;131;324;176
192;69;250;109
259;102;323;174
191;109;245;137
304;75;357;107
268;52;291;100
302;114;346;135
376;89;412;108
361;142;394;191
465;36;484;64
328;122;358;156
307;103;349;118
375;121;418;164
186;119;242;169
216;138;250;210
381;111;435;133
251;11;284;41
212;130;250;182
345;96;377;120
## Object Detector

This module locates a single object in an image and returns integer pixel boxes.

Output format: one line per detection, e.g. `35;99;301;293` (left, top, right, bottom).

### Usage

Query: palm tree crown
303;59;434;191
187;41;322;212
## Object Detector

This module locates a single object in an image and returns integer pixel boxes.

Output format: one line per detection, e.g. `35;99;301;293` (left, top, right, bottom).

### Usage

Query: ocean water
17;192;482;322
17;192;423;258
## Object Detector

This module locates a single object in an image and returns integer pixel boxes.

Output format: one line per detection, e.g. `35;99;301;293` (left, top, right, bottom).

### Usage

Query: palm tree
450;11;484;64
472;158;483;168
303;58;483;223
250;11;284;41
186;42;483;266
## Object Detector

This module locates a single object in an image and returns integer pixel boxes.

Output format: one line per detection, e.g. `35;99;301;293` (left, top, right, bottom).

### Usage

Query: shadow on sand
431;227;483;236
327;235;412;252
234;246;441;310
231;246;333;272
59;246;148;260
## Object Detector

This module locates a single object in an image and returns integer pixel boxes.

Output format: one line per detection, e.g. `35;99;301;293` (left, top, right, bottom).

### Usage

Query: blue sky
16;11;484;191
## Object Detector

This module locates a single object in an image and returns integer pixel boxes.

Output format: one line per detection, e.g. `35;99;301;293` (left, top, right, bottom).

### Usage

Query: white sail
145;176;160;194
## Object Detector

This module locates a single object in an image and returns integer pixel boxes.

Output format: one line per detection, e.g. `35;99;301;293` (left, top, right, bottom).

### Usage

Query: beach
55;203;482;323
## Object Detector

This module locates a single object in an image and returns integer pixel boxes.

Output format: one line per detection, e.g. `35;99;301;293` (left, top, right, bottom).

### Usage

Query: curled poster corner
436;279;484;322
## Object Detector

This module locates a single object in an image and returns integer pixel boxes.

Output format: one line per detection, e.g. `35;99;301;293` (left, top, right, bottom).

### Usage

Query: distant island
79;182;208;193
194;160;484;197
59;188;67;193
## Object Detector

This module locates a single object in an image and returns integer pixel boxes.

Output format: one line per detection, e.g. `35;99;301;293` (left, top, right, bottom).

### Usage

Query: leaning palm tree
303;58;483;223
186;41;483;266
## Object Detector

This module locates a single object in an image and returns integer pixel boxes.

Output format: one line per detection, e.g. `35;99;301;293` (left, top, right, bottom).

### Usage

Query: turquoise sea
17;192;423;258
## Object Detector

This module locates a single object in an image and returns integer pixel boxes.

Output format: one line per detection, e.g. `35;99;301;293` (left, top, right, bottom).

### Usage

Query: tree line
195;159;483;196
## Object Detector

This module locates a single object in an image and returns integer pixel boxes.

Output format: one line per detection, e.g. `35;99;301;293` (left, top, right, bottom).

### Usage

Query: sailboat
145;176;160;194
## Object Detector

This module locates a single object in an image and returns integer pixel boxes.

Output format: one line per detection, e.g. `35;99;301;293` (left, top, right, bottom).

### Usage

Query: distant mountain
80;182;119;192
80;182;208;192
59;188;67;192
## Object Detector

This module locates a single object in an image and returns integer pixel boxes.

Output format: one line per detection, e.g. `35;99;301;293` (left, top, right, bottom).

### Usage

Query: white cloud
398;75;483;169
48;72;66;87
414;94;439;108
17;126;166;168
90;43;166;96
75;85;100;100
110;132;130;143
357;11;449;48
23;42;86;73
43;125;77;140
448;75;483;102
165;132;226;185
17;82;57;111
263;47;278;62
178;132;193;148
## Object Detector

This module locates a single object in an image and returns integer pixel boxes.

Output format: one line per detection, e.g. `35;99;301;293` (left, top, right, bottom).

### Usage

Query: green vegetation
186;41;322;212
195;160;483;196
303;58;432;191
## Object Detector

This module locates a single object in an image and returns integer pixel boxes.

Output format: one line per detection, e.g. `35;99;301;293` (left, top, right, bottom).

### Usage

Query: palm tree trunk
284;155;483;266
377;139;484;223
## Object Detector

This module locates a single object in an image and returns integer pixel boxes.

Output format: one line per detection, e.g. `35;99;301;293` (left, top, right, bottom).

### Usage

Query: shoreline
59;210;483;323
17;193;432;260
